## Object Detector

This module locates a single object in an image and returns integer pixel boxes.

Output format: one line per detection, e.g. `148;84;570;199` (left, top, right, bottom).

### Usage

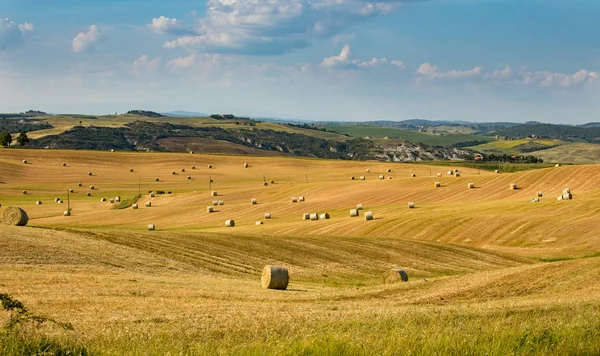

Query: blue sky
0;0;599;123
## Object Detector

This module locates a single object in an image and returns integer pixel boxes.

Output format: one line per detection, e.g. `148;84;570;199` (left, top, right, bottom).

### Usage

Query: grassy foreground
2;149;600;354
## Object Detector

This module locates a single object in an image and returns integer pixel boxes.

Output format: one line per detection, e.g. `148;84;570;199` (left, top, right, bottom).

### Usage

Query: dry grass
1;148;600;353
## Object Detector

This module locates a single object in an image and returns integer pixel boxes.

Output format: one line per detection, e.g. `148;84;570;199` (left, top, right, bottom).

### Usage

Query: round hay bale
388;177;392;180
302;213;310;221
69;189;74;193
244;163;249;168
36;201;42;205
62;162;67;167
562;192;572;200
190;151;194;154
359;176;366;180
379;175;385;179
22;190;27;195
146;202;152;207
364;211;374;221
171;171;176;175
218;200;224;205
555;163;561;167
537;191;543;197
381;269;409;284
510;183;517;190
291;197;298;203
132;204;138;209
90;185;95;190
411;173;416;177
447;171;453;175
455;172;461;177
63;210;70;216
351;176;355;180
148;224;155;231
265;213;271;219
55;198;60;203
261;265;289;290
251;198;257;205
562;188;571;194
207;206;214;213
2;207;28;226
208;164;213;169
101;198;106;202
187;176;192;180
408;202;415;209
557;195;563;201
434;182;441;188
495;170;499;173
299;196;305;202
436;173;442;177
181;168;186;172
263;182;268;186
155;178;160;182
256;221;264;225
454;169;459;173
468;183;475;189
226;219;235;227
86;192;92;197
88;172;92;176
109;198;115;204
78;183;83;187
22;160;27;164
212;201;219;206
319;213;330;220
58;200;63;204
110;149;114;152
366;169;370;172
150;192;155;198
310;213;319;221
129;168;134;172
387;169;392;173
350;209;359;217
211;191;218;197
192;166;196;170
531;198;539;203
270;180;275;184
115;196;121;202
357;204;363;210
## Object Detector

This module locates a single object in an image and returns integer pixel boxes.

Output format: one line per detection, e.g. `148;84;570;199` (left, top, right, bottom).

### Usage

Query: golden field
1;148;599;355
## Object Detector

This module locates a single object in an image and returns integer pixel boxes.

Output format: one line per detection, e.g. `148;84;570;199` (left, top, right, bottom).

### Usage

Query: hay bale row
381;269;408;284
2;207;28;226
365;211;374;221
262;265;289;290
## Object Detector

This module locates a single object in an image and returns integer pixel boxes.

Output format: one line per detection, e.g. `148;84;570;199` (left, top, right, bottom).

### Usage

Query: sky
0;0;599;123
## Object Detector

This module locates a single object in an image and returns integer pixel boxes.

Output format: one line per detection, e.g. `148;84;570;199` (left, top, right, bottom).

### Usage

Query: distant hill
493;123;600;144
579;122;600;128
161;111;209;117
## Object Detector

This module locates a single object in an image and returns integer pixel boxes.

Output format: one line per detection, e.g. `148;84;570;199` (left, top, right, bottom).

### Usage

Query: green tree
0;131;12;147
16;131;29;146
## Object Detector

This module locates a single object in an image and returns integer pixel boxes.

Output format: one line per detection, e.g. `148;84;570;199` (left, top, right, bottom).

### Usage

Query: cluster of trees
127;110;164;118
479;153;543;163
0;118;52;132
0;131;29;147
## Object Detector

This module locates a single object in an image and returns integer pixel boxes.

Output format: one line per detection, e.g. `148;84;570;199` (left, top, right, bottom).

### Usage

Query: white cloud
72;25;103;53
147;16;191;35
132;55;161;75
159;0;425;55
0;18;34;51
322;45;354;69
167;54;197;69
417;63;483;79
492;65;512;79
521;69;598;88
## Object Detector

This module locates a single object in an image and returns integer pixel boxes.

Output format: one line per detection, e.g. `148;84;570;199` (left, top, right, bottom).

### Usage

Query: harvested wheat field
1;148;600;355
